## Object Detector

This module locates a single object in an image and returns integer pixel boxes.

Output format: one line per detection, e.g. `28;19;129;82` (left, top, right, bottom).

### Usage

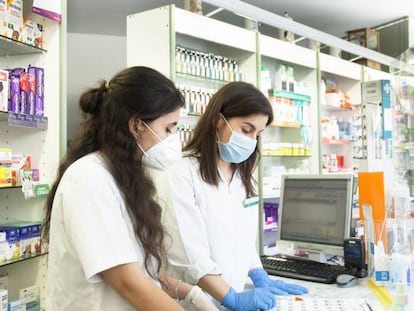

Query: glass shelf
0;186;22;190
262;153;311;157
0;112;48;129
176;71;230;89
0;34;46;56
270;120;301;128
322;137;351;145
0;252;47;268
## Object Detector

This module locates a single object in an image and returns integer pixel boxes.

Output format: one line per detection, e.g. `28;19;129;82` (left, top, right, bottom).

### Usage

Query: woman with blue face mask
158;82;308;311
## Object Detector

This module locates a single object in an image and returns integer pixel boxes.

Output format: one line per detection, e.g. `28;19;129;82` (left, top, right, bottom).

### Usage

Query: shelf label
34;184;50;199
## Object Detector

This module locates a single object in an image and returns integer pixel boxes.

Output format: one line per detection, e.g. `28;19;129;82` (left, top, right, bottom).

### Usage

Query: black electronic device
344;238;367;278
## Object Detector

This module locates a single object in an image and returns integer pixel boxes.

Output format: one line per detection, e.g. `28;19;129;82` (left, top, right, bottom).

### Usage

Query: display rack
0;0;62;307
126;4;394;256
319;53;363;175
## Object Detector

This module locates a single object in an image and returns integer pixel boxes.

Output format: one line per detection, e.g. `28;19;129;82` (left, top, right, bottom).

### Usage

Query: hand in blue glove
250;268;309;295
221;287;276;311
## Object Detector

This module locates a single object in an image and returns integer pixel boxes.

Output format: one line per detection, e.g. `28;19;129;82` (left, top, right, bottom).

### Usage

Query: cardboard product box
0;0;7;37
17;225;30;257
354;58;381;70
0;70;9;112
362;80;392;140
0;167;12;187
29;223;41;254
27;66;44;116
19;72;28;114
5;0;23;42
0;226;19;260
7;297;25;311
9;73;20;113
19;285;39;306
0;233;7;262
0;289;7;311
22;19;43;48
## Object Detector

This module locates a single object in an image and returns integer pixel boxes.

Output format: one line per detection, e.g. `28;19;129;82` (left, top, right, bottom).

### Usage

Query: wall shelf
0;252;47;269
0;112;48;129
0;34;46;56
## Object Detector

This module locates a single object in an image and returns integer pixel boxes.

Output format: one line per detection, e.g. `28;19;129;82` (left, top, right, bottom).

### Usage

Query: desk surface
273;276;385;310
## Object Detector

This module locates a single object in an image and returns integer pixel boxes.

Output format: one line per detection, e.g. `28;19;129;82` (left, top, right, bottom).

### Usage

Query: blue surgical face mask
217;116;257;163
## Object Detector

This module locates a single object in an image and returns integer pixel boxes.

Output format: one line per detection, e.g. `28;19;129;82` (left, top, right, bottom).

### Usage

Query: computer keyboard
261;254;354;284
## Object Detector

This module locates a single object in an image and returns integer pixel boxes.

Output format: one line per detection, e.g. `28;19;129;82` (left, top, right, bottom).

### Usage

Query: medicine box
0;227;19;260
7;297;25;311
0;167;12;188
0;70;8;112
5;0;23;42
27;66;44;116
0;289;7;311
1;222;41;257
362;80;392;140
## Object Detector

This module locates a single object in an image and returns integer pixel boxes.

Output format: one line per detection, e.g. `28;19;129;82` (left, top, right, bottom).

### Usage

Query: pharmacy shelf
0;112;48;129
0;252;47;269
0;186;22;190
0;34;46;57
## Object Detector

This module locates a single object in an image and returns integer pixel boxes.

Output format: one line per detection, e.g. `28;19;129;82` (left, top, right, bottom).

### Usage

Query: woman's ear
215;113;225;130
128;118;144;139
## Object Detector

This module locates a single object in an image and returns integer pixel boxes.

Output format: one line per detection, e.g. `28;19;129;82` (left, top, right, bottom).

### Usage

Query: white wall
67;33;126;140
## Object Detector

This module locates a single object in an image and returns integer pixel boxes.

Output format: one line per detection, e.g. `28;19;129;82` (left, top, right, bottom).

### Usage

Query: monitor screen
276;174;354;258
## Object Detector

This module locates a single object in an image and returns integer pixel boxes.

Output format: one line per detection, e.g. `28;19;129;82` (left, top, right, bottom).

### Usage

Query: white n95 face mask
138;124;182;170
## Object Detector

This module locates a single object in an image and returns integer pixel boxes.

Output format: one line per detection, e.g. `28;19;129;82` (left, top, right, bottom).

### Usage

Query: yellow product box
22;18;43;48
0;167;11;187
5;0;23;41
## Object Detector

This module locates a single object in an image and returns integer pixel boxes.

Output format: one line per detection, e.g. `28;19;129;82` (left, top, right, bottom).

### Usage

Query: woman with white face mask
43;66;216;311
158;82;308;311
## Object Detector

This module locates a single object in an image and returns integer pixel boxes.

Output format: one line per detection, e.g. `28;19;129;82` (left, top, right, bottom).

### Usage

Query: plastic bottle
346;117;353;140
394;283;407;311
338;117;344;140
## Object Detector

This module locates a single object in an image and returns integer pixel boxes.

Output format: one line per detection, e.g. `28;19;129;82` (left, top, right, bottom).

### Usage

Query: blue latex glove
221;287;276;311
250;268;309;295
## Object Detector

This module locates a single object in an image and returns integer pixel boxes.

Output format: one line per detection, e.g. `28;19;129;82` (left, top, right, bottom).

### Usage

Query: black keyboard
261;254;354;284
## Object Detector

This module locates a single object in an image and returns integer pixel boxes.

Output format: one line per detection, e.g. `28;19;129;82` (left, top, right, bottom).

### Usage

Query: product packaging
27;66;44;116
5;0;23;41
0;70;8;112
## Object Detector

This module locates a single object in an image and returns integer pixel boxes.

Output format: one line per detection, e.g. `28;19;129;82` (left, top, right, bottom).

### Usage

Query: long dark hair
184;81;273;197
43;66;185;279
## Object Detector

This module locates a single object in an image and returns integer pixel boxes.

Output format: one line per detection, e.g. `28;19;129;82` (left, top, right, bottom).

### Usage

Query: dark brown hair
184;81;273;197
43;66;185;279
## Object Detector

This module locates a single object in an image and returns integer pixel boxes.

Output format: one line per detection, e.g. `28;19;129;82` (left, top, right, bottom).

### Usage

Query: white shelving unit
126;4;393;255
259;34;319;198
127;5;257;138
319;53;363;175
0;0;62;307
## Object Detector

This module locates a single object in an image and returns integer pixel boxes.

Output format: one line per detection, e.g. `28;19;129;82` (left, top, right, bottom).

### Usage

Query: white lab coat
156;157;262;310
46;152;156;311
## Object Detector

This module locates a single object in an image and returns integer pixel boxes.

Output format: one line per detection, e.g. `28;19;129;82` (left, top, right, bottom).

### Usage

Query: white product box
0;70;9;112
0;289;7;311
5;0;23;41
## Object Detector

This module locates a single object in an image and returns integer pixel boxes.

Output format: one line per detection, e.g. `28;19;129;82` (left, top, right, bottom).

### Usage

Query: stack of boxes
0;65;45;116
0;221;41;261
0;0;44;48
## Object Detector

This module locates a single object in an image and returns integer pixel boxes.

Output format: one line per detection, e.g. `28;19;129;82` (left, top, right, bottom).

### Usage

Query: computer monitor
276;174;354;258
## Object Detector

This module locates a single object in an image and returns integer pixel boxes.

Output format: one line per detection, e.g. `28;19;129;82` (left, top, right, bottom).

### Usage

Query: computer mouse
336;274;359;288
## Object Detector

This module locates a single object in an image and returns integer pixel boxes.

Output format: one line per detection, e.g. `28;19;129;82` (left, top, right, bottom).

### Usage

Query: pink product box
27;66;44;116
